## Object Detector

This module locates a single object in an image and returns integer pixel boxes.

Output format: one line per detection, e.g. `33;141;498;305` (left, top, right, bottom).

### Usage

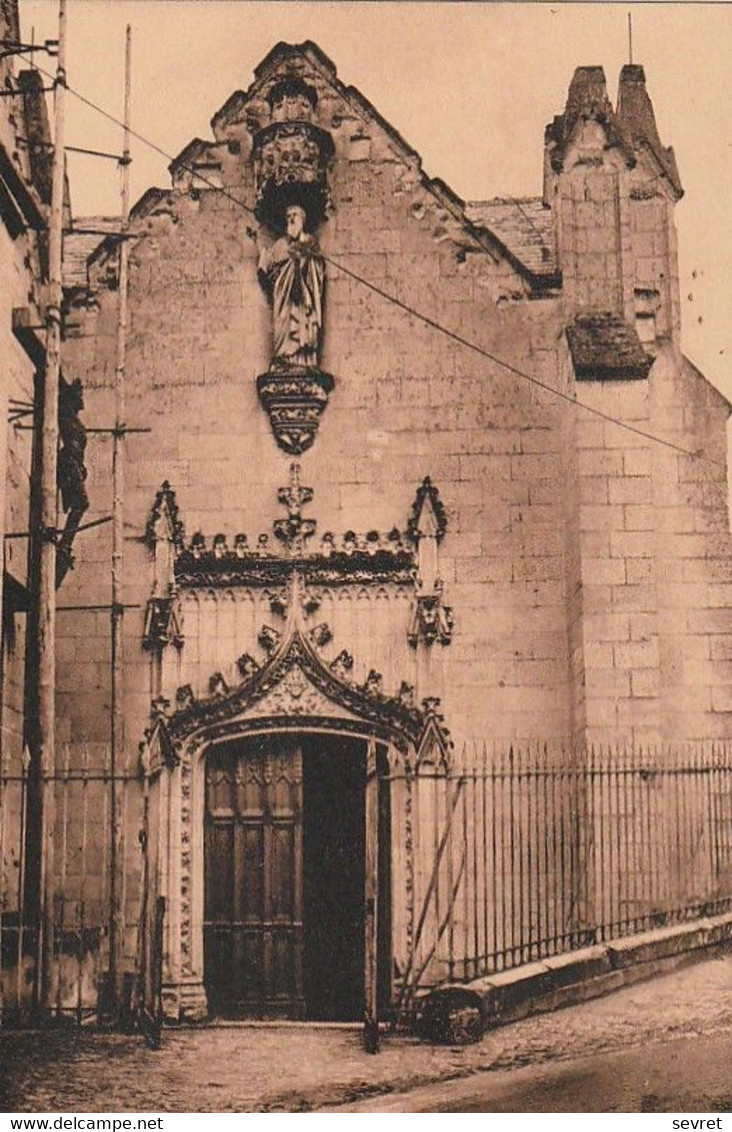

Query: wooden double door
204;733;378;1021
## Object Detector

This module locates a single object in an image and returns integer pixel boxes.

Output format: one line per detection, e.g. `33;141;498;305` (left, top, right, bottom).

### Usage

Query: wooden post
108;24;132;1011
364;738;379;1053
36;0;67;1011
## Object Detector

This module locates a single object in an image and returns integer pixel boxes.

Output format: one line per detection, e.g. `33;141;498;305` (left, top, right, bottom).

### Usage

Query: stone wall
57;46;732;762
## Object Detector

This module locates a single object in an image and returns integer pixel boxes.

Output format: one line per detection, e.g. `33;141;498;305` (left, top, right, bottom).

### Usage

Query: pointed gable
546;65;636;173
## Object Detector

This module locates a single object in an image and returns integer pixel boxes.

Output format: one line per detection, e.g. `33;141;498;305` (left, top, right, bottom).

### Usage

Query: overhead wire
9;45;726;472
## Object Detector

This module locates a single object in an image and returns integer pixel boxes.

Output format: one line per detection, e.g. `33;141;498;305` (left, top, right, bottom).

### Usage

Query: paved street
1;955;731;1113
333;1031;732;1113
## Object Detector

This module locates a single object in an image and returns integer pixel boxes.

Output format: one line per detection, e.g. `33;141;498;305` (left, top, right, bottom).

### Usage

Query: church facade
23;41;732;1025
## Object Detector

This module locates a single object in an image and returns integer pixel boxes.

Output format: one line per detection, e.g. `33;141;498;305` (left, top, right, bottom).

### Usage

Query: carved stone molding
169;464;417;590
256;365;334;456
252;118;334;231
165;616;424;752
144;471;454;650
56;376;90;587
408;584;454;648
143;595;184;651
407;477;448;545
146;480;185;552
416;698;453;768
273;462;316;552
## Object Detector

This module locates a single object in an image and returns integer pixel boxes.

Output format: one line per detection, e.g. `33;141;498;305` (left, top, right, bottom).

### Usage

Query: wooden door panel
204;739;303;1018
269;823;296;919
204;821;235;921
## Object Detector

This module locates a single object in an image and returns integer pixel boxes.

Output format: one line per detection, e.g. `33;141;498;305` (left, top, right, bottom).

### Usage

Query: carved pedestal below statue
257;364;334;455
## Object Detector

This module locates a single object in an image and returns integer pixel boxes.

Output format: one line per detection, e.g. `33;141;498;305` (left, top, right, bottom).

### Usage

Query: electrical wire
10;46;726;472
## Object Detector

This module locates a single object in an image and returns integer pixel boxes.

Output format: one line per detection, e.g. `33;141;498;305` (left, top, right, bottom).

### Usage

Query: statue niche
258;203;325;371
253;77;334;456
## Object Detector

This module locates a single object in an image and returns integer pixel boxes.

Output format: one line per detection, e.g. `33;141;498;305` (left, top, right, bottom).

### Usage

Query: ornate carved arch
152;573;443;756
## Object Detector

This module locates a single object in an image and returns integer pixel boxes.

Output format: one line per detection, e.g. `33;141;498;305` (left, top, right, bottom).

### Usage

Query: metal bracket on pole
0;38;58;61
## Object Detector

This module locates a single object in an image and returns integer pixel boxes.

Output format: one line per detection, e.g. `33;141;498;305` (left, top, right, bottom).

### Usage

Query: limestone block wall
553;152;634;322
59;70;578;767
568;347;732;746
629;193;680;344
56;51;732;774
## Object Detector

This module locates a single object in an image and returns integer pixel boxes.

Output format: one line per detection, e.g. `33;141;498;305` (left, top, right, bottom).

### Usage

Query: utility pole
37;0;67;1010
108;23;132;1012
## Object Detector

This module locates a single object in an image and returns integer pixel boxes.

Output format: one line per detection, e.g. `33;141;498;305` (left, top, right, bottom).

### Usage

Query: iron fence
2;739;732;1026
397;741;732;1013
0;744;146;1025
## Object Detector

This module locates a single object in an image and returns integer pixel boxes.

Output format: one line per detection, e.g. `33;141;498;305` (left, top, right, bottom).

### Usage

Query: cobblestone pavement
1;955;732;1113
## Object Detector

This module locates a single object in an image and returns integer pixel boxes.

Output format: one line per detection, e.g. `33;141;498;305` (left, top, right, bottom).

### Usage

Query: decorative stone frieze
145;469;454;651
167;464;417;590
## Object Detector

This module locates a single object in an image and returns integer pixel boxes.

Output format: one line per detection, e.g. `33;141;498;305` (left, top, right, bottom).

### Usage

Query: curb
417;912;732;1044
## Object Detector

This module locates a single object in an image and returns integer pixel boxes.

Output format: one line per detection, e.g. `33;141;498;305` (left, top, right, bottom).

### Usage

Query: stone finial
258;624;281;654
236;653;260;679
208;672;229;697
273;463;316;554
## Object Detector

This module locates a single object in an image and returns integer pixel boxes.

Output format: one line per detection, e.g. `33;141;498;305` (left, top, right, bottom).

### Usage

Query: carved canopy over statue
252;77;334;454
257;204;325;370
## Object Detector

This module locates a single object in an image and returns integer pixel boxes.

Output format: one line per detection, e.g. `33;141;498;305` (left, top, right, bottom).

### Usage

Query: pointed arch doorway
143;573;452;1039
203;730;391;1022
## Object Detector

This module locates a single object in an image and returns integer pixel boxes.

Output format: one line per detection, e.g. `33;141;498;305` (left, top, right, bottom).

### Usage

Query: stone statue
258;204;325;370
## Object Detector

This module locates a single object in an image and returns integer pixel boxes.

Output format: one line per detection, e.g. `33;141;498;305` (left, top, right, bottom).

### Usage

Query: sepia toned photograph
1;0;731;1116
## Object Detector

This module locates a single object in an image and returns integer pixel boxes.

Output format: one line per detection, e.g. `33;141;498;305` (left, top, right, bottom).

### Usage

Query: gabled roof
63;216;119;288
202;40;553;289
465;198;557;279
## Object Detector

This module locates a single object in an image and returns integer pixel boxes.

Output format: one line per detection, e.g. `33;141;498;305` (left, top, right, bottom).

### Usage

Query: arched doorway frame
142;575;451;1024
178;716;404;1022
